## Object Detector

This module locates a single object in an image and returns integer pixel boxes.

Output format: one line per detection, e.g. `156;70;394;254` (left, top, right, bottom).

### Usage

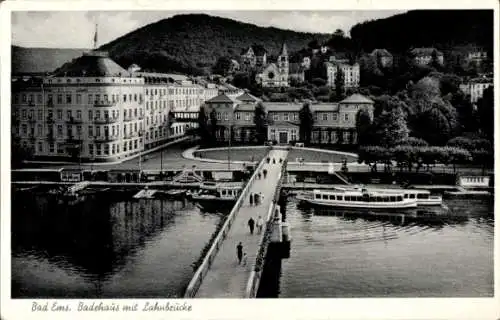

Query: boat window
322;194;328;200
357;196;363;201
329;195;335;200
336;195;343;201
417;193;429;199
397;196;403;201
315;194;321;199
404;194;408;199
410;194;416;199
384;196;389;202
390;196;395;202
345;196;350;201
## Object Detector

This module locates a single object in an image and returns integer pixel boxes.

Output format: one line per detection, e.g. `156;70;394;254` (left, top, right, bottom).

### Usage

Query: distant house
127;63;141;73
370;49;393;68
302;57;311;70
240;45;267;71
325;58;360;89
411;48;444;66
229;59;240;73
459;76;493;105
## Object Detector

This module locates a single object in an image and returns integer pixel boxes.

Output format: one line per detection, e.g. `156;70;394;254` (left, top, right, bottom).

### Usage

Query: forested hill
12;46;87;74
98;14;329;75
350;10;493;53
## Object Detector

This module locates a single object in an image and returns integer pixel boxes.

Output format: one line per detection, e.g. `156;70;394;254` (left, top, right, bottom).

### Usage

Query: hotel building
12;51;218;162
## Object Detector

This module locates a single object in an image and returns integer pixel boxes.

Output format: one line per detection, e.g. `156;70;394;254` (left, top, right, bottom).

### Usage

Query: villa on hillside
459;76;493;105
325;56;360;89
370;49;393;68
410;48;444;66
203;92;373;145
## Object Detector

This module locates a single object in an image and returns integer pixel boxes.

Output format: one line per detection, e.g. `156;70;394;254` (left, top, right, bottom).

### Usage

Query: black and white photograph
1;1;498;319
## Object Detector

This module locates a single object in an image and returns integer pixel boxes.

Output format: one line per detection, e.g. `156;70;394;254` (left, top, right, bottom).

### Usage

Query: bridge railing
245;158;287;298
183;151;270;298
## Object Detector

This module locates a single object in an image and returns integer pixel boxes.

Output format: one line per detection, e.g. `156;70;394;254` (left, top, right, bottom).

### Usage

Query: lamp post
227;103;236;171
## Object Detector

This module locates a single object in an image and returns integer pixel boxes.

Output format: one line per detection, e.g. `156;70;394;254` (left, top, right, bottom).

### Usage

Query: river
11;190;494;298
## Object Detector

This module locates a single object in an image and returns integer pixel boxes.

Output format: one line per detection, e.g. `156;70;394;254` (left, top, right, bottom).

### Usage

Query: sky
12;10;405;48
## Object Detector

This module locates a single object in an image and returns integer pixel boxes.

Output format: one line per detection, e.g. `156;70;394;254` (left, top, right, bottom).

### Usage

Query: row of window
145;87;202;96
18;108;144;121
314;193;404;202
13;93;143;105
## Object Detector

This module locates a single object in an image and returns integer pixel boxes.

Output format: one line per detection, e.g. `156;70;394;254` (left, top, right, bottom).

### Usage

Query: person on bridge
257;172;261;179
242;253;248;266
256;216;264;233
248;217;255;234
263;169;268;179
237;242;243;264
254;193;260;205
249;193;254;206
273;158;276;164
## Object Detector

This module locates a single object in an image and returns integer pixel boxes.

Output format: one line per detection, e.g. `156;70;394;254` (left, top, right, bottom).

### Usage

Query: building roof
340;94;374;104
235;104;256;112
206;94;236;104
236;92;259;102
266;102;339;112
371;49;392;57
53;51;132;77
411;48;443;56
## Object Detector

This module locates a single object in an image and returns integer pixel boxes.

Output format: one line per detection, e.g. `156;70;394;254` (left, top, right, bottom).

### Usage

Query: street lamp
227;103;236;171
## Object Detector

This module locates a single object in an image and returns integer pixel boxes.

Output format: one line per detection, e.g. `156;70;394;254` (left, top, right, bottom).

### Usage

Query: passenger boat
190;181;243;210
296;188;417;210
335;186;443;206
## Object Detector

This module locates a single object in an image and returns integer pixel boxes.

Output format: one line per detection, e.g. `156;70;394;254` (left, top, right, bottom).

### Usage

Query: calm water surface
11;190;224;298
278;197;494;297
11;190;494;298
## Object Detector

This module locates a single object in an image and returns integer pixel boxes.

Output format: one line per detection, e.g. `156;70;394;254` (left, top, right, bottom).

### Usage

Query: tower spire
93;23;98;49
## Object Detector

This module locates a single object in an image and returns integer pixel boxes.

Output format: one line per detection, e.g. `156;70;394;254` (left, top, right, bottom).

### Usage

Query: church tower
277;42;289;86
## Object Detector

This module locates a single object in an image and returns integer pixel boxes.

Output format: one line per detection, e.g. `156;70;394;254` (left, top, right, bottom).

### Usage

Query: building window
49;143;55;153
88;94;93;104
332;113;338;121
293;113;298;121
57;94;63;104
57;125;63;136
38;110;43;120
37;94;42;103
314;113;318;121
224;112;228;121
76;94;81;104
76;110;82;119
22;94;27;103
88;110;93;120
217;112;221;120
344;114;349;121
67;110;72;120
245;113;250;121
236;112;241;120
22;110;27;120
57;110;62;120
291;129;297;141
37;124;42;136
123;94;127;102
96;126;101;136
273;113;279;121
89;126;93;137
322;113;328;121
66;94;72;103
38;142;43;152
284;113;289;121
89;144;94;155
21;124;27;135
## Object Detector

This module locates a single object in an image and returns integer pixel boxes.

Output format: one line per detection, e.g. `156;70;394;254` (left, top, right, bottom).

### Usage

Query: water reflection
11;191;223;298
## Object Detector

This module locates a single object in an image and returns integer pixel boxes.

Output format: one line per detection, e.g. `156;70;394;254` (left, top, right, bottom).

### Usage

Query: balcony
123;115;136;122
94;135;119;142
67;135;84;144
67;117;83;124
94;101;116;108
94;117;119;124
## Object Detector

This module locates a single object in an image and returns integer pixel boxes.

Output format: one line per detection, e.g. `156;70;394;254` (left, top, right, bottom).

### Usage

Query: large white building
459;77;493;105
325;57;360;89
11;51;218;162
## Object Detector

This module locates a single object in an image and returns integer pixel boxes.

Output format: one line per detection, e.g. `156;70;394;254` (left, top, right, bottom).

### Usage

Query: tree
209;108;218;143
476;85;494;141
299;101;314;144
355;108;373;146
212;56;232;76
373;106;409;147
197;105;210;144
335;68;345;100
253;102;267;144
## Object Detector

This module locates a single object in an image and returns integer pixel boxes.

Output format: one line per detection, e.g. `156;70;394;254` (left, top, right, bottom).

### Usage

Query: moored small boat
335;186;443;206
191;181;244;210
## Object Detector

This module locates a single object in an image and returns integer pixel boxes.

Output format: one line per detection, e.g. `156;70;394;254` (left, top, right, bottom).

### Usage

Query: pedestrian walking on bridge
248;218;255;235
237;242;243;264
263;169;268;179
249;193;254;206
256;216;264;234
